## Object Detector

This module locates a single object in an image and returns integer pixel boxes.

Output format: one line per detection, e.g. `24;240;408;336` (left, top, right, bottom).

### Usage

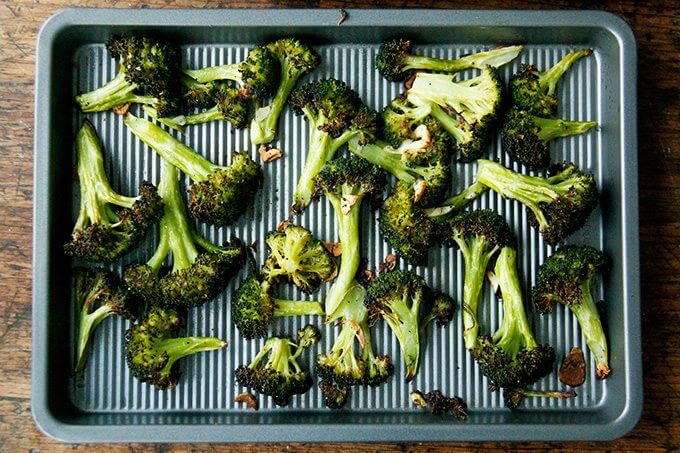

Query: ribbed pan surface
71;42;604;413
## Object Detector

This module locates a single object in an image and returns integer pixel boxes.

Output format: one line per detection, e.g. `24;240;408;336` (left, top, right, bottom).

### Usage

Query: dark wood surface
1;0;678;450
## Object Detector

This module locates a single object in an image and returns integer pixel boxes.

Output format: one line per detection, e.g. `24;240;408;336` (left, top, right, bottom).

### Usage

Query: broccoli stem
75;304;116;372
380;294;421;381
424;101;472;144
513;388;576;399
402;45;523;73
539;49;592;96
250;64;299;145
325;194;362;320
532;116;597;142
273;300;324;317
183;65;241;84
125;115;217;182
348;140;418;183
293;128;332;211
146;105;225;131
156;336;227;374
570;281;609;379
423;181;488;218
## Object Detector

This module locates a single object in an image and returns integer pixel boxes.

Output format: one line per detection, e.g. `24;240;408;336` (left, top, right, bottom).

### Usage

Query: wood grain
1;0;678;451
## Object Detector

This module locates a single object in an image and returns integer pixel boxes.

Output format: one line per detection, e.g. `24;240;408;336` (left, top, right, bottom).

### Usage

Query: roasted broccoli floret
125;114;263;226
510;49;592;117
420;290;456;333
289;79;378;213
379;180;487;264
124;160;245;308
348;134;450;207
235;325;319;406
364;270;452;381
475;159;599;245
144;81;249;131
231;275;324;340
533;245;610;379
376;38;523;82
261;224;337;293
64;121;163;263
313;157;386;319
473;247;556;389
76;35;182;116
316;283;393;408
440;209;514;350
73;268;135;372
183;45;279;99
418;390;469;419
502;108;597;169
250;38;321;145
405;67;503;162
503;387;576;409
125;305;227;389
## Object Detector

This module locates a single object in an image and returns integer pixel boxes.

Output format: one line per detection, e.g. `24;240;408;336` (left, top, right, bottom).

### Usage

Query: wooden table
1;0;677;450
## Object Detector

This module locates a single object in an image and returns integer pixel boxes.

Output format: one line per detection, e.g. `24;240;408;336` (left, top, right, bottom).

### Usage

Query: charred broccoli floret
364;270;452;381
124;161;245;308
375;38;523;82
472;247;556;389
250;38;320;145
231;275;324;340
183;45;279;99
125;114;263;226
76;35;182;116
235;325;319;406
533;245;610;379
378;180;487;264
125;305;227;389
319;379;350;409
261;224;337;293
502;108;597;169
64;121;163;263
475;159;599;245
289;79;378;213
503;387;576;409
73;268;135;372
405;67;503;162
510;49;592;117
313;157;386;319
440;209;514;350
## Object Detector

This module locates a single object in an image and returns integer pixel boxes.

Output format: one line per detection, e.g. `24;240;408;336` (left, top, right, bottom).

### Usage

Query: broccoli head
510;49;592;117
250;38;321;145
125;305;227;389
261;224;337;293
319;379;350;409
125;115;263;226
64;121;163;263
440;209;514;350
235;325;319;406
76;35;182;116
313;157;386;319
472;247;555;389
475;159;599;245
73;268;135;372
406;67;503;162
375;38;523;82
533;245;610;379
289;79;378;213
231;275;324;340
502;108;597;169
124;161;245;308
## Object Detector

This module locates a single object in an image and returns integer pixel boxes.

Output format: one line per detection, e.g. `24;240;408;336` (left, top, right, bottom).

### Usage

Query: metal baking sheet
32;8;640;443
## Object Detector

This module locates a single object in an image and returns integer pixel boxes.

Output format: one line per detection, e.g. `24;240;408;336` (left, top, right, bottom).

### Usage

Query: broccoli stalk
475;159;599;245
473;247;555;389
313;157;386;320
503;388;576;409
74;269;134;372
375;38;523;82
502;108;597;169
510;49;592;117
123;160;245;308
289;79;378;213
125;305;227;389
124;114;262;226
64;121;163;263
250;38;321;145
442;210;514;350
533;245;610;379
